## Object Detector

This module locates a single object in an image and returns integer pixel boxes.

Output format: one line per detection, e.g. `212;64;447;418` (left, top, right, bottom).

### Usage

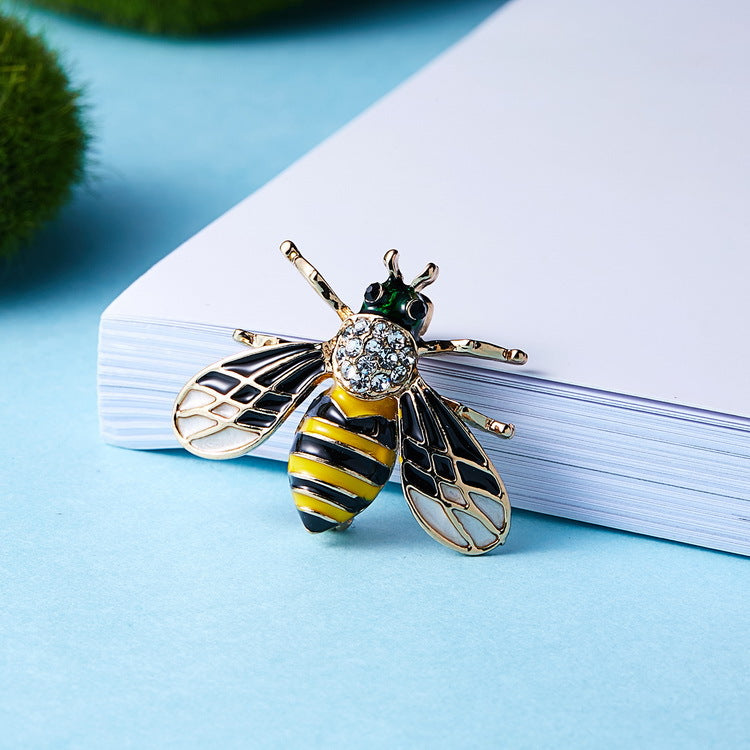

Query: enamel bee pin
173;241;528;555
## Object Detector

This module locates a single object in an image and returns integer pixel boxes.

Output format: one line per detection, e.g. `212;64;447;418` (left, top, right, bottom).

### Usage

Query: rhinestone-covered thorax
332;314;417;399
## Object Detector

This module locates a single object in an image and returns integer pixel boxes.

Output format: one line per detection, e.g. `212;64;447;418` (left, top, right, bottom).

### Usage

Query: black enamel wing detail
398;379;510;554
173;341;329;459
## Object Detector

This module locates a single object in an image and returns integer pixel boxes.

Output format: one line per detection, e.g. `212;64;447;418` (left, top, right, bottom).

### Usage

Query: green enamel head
359;250;439;337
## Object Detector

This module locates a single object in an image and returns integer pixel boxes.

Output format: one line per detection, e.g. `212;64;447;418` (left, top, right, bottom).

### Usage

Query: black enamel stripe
456;461;500;495
402;438;431;472
297;510;338;533
276;358;325;394
423;387;485;464
232;384;260;404
307;393;347;426
349;414;396;450
400;391;423;443
236;389;293;426
224;343;312;376
306;392;397;450
291;433;391;486
230;354;324;432
254;391;292;413
414;388;446;452
432;454;456;482
235;410;277;429
402;462;438;499
290;476;371;514
254;351;320;387
196;371;240;394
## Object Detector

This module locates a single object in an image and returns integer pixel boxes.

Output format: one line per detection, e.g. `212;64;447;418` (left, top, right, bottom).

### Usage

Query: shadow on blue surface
149;448;585;556
0;179;203;304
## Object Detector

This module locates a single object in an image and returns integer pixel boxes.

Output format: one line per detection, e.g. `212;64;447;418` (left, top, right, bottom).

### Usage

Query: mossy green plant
29;0;313;35
0;13;87;259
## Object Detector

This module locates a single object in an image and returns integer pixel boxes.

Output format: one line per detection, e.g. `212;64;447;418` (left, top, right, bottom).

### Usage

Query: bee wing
173;341;329;459
398;378;510;555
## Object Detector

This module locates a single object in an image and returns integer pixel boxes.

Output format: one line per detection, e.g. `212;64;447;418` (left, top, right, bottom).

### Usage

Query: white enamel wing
398;379;511;554
173;340;329;459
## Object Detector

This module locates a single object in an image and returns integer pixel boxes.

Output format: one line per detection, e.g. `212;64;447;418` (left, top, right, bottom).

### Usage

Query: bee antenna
411;263;439;291
383;249;402;279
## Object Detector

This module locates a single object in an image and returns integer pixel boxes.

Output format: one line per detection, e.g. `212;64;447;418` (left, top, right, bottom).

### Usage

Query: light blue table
2;2;748;747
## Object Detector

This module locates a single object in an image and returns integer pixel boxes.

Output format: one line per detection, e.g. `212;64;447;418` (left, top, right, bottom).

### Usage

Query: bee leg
418;339;528;366
232;330;296;348
280;240;354;321
439;395;515;439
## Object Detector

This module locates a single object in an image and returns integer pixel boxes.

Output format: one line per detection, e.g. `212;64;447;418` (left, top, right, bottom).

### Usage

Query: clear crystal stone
365;338;384;355
371;373;391;392
343;361;360;382
383;350;400;367
372;320;389;338
392;365;407;383
345;337;363;356
353;318;370;334
358;354;379;375
387;329;405;349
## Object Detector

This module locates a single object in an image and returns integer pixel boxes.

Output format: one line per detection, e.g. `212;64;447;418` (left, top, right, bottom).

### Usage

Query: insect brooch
173;241;528;555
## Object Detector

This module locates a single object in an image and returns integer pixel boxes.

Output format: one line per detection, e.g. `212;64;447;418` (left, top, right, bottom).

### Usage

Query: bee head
359;249;439;337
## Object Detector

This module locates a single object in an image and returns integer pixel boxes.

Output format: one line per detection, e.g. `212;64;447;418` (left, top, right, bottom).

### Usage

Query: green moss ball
0;14;87;259
29;0;314;35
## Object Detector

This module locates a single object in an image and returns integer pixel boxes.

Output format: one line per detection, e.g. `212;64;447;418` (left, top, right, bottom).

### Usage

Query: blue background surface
1;2;749;747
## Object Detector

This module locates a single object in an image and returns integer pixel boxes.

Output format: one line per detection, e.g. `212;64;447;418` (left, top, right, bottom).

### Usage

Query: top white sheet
105;0;750;418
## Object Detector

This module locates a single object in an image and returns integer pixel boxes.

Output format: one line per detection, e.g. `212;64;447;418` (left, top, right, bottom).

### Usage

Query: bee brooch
173;241;528;555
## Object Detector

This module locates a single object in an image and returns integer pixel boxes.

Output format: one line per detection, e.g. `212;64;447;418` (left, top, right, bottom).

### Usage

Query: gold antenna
280;240;353;320
383;249;402;279
411;263;439;291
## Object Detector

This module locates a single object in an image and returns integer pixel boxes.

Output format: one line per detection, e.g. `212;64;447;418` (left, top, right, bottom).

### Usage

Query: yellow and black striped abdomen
288;385;397;532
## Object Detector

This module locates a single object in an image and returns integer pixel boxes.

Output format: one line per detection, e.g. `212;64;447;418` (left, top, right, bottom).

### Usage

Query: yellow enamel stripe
330;385;397;419
299;417;396;466
288;454;381;501
291;491;354;524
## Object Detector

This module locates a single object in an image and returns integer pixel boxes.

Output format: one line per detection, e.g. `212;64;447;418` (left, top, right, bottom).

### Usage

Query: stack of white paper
98;0;750;554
